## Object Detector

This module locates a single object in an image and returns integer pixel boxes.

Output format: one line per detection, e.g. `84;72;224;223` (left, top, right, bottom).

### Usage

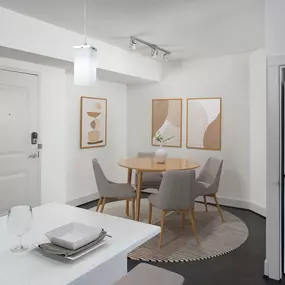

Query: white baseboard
196;196;266;217
67;193;100;207
264;259;269;277
249;202;266;217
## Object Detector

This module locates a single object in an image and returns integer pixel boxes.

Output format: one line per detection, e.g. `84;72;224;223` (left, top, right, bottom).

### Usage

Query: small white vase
155;144;167;164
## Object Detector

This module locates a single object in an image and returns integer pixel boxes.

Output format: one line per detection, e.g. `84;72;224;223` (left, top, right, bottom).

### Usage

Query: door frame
0;66;41;205
265;55;285;280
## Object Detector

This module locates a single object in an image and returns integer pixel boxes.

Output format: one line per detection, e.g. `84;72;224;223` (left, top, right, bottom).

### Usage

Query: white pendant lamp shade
74;45;97;85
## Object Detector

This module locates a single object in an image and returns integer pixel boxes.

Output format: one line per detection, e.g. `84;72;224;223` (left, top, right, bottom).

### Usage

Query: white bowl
45;222;103;250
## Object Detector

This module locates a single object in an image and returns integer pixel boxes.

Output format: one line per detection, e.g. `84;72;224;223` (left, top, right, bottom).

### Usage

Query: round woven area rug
91;199;249;262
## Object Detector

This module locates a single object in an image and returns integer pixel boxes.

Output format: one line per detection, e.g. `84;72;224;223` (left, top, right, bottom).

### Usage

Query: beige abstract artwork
152;99;182;147
187;98;221;150
80;97;107;148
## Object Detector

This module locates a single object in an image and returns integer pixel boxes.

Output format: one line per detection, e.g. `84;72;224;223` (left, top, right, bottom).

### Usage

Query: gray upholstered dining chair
148;170;199;247
195;157;224;221
125;151;163;217
126;151;163;217
135;152;163;189
92;159;136;219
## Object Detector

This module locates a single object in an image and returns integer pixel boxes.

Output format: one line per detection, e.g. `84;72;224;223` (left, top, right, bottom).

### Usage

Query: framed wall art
186;98;221;150
152;98;182;147
80;96;107;148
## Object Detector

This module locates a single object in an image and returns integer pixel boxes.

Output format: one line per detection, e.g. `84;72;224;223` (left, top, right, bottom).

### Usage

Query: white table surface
0;202;160;285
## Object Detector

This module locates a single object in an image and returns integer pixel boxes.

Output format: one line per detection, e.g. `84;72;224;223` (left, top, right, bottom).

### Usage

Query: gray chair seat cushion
195;181;213;196
142;188;159;195
136;172;162;188
106;183;136;199
196;181;211;188
148;193;161;209
113;263;184;285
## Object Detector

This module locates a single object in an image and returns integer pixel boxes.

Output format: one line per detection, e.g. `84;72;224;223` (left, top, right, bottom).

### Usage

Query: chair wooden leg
132;198;135;220
148;203;153;224
96;198;102;212
100;198;106;213
213;194;224;221
126;200;130;216
203;196;208;212
182;211;186;228
159;210;167;248
189;208;199;245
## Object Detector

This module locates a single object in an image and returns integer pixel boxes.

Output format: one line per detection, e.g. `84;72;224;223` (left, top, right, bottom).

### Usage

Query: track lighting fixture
151;48;158;59
129;36;171;62
129;37;137;50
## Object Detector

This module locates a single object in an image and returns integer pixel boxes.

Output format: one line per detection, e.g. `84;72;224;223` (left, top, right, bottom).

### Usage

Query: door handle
28;153;38;158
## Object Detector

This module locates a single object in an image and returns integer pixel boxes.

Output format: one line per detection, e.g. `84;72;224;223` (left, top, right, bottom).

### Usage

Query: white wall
249;49;267;212
128;54;250;204
65;75;128;204
128;51;266;214
0;58;67;204
0;7;163;83
265;0;285;56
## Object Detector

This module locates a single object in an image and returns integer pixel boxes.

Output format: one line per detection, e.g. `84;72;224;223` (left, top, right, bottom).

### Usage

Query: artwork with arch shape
187;98;221;150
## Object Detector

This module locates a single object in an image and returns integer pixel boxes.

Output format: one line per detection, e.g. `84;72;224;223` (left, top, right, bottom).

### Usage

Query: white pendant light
73;0;97;85
74;45;97;85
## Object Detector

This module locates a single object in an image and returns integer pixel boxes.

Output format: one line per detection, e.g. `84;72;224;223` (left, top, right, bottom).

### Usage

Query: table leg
136;170;142;221
126;169;132;216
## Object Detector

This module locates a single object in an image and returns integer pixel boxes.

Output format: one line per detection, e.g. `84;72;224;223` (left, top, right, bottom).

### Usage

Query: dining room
0;0;273;284
81;49;266;263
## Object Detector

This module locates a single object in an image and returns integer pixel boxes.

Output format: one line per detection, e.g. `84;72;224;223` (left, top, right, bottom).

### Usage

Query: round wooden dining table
118;157;200;221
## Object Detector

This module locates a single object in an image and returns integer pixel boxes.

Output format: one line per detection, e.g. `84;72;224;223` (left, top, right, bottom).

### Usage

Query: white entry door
0;69;39;214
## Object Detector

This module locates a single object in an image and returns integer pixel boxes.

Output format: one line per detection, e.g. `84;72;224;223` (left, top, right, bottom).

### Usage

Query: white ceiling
0;0;265;61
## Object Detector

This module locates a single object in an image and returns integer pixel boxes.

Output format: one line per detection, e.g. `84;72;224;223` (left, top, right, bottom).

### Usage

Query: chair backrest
137;152;155;158
92;159;109;196
196;157;223;188
156;170;195;210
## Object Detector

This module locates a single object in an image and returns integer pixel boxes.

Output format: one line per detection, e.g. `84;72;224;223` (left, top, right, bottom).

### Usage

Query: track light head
129;37;137;50
151;47;158;59
163;53;169;62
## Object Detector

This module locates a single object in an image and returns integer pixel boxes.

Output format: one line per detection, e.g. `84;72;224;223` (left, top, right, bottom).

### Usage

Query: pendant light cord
84;0;87;45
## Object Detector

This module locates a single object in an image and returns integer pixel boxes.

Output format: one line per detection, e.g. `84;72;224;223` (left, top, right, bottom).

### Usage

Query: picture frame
80;96;107;149
186;97;222;150
151;98;182;148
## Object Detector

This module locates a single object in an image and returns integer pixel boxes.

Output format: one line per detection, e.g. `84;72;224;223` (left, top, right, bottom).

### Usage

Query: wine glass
7;205;33;252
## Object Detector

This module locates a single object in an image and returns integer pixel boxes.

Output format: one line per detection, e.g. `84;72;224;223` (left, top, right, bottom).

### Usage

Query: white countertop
0;203;160;285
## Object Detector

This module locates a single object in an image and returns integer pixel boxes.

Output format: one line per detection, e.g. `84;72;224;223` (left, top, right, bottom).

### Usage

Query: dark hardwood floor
80;200;282;285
